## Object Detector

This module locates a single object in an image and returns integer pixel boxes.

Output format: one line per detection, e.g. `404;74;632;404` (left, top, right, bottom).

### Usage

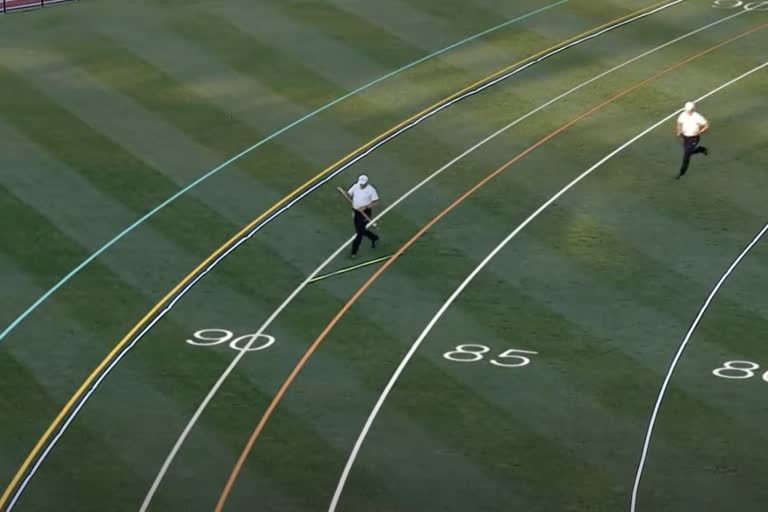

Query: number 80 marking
443;344;538;368
713;360;768;381
713;1;768;10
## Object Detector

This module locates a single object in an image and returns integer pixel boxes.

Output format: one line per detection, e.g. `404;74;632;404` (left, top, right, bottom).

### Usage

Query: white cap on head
684;101;695;112
358;174;369;185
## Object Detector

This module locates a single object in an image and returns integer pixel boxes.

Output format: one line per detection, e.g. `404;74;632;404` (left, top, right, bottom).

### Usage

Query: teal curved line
0;0;567;344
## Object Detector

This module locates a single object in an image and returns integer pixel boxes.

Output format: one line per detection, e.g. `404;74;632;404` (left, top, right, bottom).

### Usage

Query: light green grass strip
0;0;567;345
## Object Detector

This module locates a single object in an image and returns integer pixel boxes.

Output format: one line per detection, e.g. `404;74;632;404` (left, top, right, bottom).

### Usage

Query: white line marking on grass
0;1;568;346
630;222;768;511
327;62;768;512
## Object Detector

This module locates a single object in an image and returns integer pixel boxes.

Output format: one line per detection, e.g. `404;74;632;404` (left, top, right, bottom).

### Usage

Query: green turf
1;0;767;511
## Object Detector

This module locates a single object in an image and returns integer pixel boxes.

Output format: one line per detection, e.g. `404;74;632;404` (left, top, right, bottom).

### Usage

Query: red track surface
3;0;72;12
4;0;41;11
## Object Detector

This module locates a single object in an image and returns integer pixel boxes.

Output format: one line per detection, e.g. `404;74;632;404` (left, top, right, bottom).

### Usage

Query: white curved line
327;62;768;511
630;222;768;511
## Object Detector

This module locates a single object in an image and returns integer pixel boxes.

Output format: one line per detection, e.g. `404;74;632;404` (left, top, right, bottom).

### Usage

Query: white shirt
677;111;707;137
348;183;379;210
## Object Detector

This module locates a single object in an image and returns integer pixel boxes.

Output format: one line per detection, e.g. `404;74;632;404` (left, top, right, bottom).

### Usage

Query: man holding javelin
676;101;709;179
347;174;379;258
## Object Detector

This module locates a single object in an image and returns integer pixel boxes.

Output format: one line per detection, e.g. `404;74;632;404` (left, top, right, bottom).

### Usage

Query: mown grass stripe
0;63;212;213
397;0;507;32
0;64;317;302
0;353;58;477
167;9;449;137
168;13;358;114
0;116;325;331
54;33;289;160
277;1;426;70
537;209;768;329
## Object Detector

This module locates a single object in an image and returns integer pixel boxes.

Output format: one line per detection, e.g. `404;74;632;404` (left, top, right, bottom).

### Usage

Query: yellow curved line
0;1;676;508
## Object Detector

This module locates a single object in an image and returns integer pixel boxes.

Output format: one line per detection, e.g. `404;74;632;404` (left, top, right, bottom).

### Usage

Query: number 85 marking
443;344;538;367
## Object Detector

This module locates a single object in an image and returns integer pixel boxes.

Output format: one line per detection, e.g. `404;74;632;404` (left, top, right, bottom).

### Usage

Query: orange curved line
214;22;768;511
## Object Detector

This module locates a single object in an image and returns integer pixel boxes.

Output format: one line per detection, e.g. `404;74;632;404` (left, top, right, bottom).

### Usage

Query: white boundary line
327;62;768;511
134;12;750;511
630;223;768;511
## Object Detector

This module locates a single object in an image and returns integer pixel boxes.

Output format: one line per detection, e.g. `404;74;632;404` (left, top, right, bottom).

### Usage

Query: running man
676;101;709;179
347;174;379;257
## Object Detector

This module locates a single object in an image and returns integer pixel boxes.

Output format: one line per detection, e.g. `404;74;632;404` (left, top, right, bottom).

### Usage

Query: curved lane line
331;62;768;512
630;222;768;511
216;21;766;512
0;0;569;346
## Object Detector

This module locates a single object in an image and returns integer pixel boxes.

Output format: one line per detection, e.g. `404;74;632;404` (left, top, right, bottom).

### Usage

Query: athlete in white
347;175;379;257
675;101;709;179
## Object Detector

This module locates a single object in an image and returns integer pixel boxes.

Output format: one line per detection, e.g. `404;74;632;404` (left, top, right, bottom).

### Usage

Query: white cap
358;174;368;185
684;101;695;112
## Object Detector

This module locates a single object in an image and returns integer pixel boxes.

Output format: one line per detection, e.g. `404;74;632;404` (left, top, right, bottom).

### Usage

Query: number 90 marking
187;329;275;352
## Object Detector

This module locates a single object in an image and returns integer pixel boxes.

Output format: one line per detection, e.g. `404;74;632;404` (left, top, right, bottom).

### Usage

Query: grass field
1;0;767;510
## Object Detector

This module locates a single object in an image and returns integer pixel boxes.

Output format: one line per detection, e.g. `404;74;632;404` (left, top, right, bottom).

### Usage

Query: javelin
308;254;394;284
